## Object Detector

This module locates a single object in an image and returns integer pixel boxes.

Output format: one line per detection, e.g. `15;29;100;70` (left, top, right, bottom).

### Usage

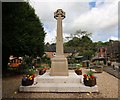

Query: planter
22;79;34;86
83;78;96;87
38;69;46;75
75;70;82;75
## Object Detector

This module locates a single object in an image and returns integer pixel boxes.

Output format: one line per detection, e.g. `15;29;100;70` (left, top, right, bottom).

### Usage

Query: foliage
64;31;111;61
2;2;46;70
41;55;51;67
86;69;93;76
83;69;95;80
65;30;92;40
76;64;82;69
64;36;95;60
75;30;92;38
22;55;33;66
26;68;36;76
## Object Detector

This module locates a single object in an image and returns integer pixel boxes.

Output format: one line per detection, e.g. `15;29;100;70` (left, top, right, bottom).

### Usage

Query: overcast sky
29;0;119;43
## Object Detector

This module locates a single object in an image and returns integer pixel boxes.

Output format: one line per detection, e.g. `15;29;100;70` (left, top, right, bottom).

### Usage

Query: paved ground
103;66;120;79
2;69;119;99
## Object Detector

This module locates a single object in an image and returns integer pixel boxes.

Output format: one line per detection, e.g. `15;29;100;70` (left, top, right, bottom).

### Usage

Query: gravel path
2;69;119;99
95;72;118;98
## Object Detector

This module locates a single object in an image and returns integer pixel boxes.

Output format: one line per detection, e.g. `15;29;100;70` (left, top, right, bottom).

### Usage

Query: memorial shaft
50;9;68;76
56;15;63;55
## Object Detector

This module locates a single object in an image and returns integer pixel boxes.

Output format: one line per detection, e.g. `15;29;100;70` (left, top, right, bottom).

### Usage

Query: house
106;41;119;62
45;43;76;58
96;40;120;62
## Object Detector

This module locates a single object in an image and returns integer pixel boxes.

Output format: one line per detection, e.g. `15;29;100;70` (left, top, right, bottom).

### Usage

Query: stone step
19;83;98;92
35;75;83;83
35;70;83;83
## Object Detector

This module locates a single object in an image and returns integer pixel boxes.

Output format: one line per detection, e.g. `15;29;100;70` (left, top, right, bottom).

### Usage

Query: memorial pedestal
50;55;68;76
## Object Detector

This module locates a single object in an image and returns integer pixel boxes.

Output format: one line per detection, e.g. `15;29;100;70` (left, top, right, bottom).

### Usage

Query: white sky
29;0;119;43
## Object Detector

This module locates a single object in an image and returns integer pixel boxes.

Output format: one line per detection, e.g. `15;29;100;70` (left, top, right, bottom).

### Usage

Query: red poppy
43;68;47;71
32;74;36;78
91;75;95;79
44;68;47;70
83;74;87;78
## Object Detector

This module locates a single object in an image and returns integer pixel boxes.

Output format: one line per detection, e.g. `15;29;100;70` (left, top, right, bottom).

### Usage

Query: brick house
97;40;120;62
45;43;76;58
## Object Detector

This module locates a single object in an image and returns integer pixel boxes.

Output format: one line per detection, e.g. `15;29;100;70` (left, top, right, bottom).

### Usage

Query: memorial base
50;55;69;76
19;70;99;92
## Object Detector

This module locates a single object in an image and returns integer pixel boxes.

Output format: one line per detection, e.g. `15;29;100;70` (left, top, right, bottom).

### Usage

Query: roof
45;44;76;53
91;57;105;62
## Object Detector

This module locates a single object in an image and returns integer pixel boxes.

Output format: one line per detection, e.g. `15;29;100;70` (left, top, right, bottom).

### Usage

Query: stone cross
54;9;65;55
50;9;68;76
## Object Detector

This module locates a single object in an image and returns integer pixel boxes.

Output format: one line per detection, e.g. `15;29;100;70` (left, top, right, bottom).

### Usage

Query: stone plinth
19;70;99;92
37;70;81;83
50;55;68;76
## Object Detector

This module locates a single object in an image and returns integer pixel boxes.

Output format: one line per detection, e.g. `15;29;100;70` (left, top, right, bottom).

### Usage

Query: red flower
83;74;87;78
43;68;47;71
45;68;47;70
91;75;95;79
32;74;36;78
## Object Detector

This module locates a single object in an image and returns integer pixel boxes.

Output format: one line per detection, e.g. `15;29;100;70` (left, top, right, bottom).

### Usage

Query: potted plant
37;67;47;75
83;69;96;87
75;68;82;75
75;64;82;75
22;69;36;86
22;74;35;86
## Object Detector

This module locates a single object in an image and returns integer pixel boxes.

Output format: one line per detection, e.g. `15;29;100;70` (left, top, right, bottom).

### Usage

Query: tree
2;2;46;71
64;35;96;60
65;30;92;43
73;30;92;38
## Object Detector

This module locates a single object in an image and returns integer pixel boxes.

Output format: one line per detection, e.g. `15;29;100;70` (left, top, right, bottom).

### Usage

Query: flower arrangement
37;67;47;75
75;64;82;75
22;69;36;86
22;74;36;81
75;68;82;75
83;69;96;87
22;74;35;86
